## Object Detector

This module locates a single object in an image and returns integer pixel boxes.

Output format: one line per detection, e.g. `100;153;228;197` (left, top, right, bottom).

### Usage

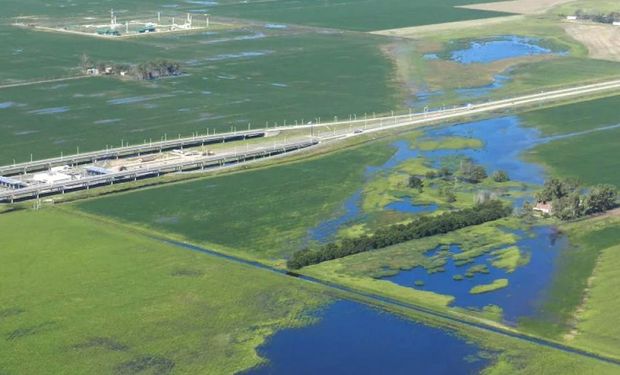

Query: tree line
572;10;620;24
287;200;512;269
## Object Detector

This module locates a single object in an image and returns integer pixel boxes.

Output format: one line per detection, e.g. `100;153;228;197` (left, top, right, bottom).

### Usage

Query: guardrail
0;139;318;203
0;130;266;176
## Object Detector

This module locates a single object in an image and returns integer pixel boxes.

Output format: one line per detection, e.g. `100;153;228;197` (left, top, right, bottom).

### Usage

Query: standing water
245;300;489;374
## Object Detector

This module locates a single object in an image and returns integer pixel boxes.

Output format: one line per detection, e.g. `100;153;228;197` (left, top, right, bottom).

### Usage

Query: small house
566;16;578;21
86;68;99;76
613;21;620;26
533;201;553;215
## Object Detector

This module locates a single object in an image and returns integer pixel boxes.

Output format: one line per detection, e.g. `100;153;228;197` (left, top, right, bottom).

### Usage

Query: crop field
0;208;328;374
0;26;401;164
76;141;395;261
212;0;511;32
524;94;620;187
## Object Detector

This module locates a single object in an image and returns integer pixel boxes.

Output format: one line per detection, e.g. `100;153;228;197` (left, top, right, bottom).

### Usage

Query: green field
573;238;620;357
524;95;620;187
0;27;401;164
0;208;328;374
213;0;510;31
76;141;394;261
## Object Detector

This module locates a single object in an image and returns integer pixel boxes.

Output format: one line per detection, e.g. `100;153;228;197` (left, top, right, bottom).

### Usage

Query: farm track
161;237;620;367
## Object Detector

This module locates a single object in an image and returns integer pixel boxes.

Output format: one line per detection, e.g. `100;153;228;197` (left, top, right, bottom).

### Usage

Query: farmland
524;94;620;187
0;209;328;374
2;0;620;373
212;0;510;31
0;28;400;164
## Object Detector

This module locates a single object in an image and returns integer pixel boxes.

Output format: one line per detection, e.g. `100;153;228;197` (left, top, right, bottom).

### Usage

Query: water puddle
385;198;438;214
448;36;561;64
246;300;489;374
28;107;70;115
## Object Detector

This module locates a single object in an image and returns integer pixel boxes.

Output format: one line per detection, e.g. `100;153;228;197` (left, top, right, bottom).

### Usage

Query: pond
382;226;566;324
447;36;561;64
245;300;490;375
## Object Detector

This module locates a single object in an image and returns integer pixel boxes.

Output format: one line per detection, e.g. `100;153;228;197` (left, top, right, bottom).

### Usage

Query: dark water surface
246;300;489;375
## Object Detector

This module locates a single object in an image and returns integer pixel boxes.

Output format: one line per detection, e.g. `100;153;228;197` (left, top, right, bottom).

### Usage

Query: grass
491;246;529;273
529;127;620;187
413;136;483;151
522;94;620;136
572;242;620;358
0;208;328;374
524;94;620;187
76;141;395;261
213;0;511;32
470;279;509;295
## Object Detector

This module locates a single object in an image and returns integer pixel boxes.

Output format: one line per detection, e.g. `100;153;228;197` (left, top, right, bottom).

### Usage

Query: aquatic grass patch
470;279;508;295
491;246;529;273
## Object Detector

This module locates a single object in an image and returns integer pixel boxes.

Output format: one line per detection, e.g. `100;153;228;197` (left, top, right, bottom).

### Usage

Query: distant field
528;127;620;187
213;0;511;32
0;28;401;164
76;142;394;260
523;95;620;136
524;94;620;187
0;208;327;374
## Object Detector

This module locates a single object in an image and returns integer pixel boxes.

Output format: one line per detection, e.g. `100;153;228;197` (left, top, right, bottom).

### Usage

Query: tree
459;160;487;183
492;170;510;183
425;170;437;179
408;176;424;192
441;187;457;203
583;184;618;214
553;192;583;221
535;178;579;202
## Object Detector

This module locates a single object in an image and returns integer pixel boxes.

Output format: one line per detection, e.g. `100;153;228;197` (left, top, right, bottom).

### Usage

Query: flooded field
246;300;489;374
383;227;566;324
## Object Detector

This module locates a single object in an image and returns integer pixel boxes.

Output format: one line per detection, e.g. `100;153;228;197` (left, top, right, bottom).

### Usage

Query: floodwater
449;36;559;64
385;197;438;214
245;300;489;375
308;191;363;242
307;116;546;242
383;226;566;324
